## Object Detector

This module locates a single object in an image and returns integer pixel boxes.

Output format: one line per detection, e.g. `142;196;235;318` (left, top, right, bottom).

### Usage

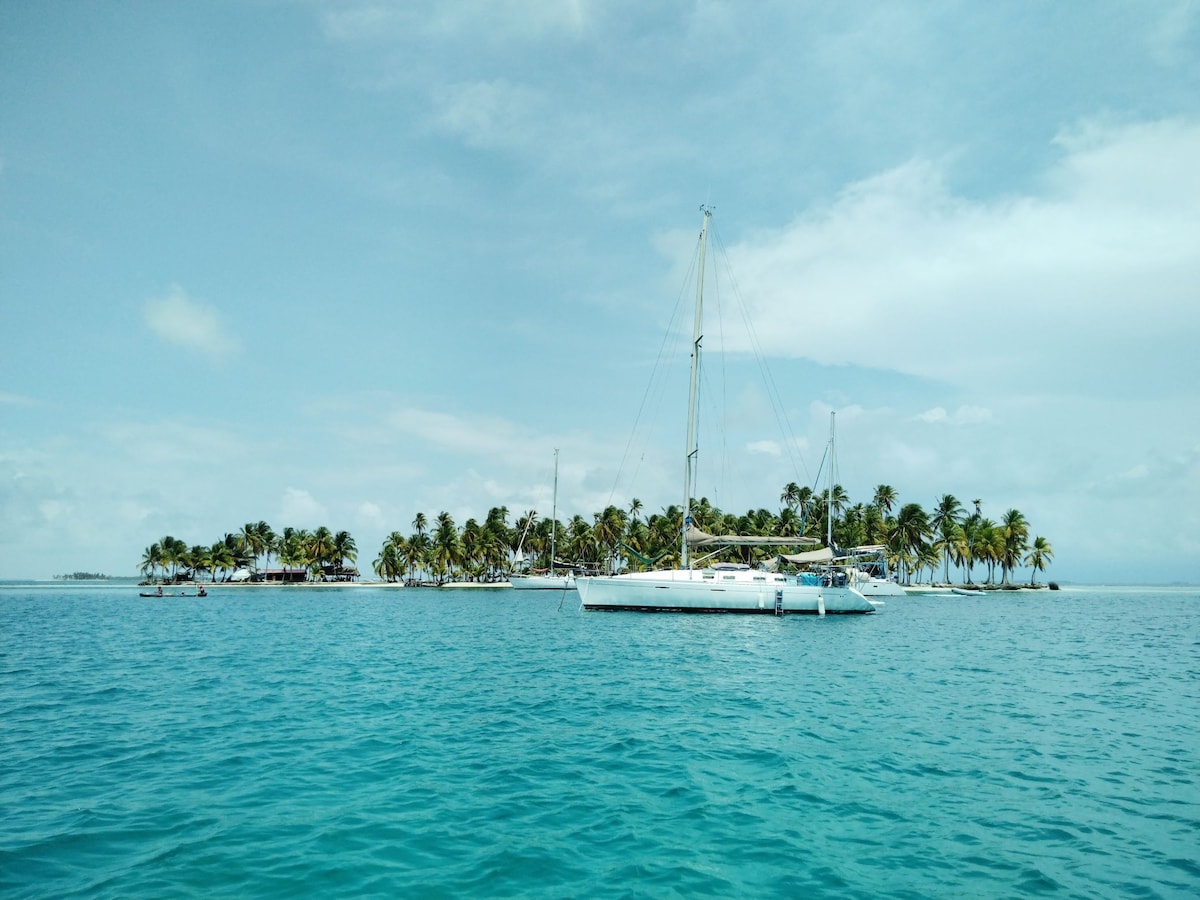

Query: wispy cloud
386;406;527;459
429;79;542;150
0;391;36;407
321;1;594;44
916;406;993;425
278;488;328;528
746;440;782;456
143;285;241;357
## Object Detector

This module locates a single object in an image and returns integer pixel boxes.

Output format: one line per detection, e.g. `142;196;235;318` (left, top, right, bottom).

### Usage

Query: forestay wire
605;230;702;505
708;219;814;491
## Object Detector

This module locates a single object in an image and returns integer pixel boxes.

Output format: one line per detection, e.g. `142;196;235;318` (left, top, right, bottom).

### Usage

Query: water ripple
1;585;1197;897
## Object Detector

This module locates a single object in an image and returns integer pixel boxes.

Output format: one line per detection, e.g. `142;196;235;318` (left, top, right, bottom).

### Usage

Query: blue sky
2;1;1198;583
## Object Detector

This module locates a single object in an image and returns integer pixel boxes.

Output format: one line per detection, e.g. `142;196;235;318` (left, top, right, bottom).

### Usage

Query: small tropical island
54;572;115;581
138;486;1053;589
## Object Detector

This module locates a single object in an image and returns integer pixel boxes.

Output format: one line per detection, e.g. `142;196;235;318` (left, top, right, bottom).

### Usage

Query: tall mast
827;411;836;550
682;206;710;569
549;448;558;575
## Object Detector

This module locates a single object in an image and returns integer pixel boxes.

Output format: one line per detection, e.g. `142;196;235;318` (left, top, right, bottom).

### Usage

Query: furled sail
780;547;835;564
685;524;820;548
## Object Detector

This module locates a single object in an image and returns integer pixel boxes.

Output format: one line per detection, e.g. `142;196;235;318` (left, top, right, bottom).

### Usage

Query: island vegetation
138;486;1053;588
54;572;114;581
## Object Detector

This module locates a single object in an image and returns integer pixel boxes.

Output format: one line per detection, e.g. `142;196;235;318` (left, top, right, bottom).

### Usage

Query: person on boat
156;586;163;597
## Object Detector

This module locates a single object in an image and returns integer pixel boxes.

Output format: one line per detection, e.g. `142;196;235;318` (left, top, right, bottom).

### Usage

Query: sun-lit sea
1;581;1197;898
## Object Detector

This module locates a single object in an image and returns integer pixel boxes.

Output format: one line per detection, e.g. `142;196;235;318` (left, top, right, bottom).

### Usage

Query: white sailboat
574;208;875;615
807;414;904;601
509;449;576;590
840;546;906;598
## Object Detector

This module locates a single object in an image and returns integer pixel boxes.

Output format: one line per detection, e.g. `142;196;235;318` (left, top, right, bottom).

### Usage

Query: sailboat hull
575;570;875;614
852;576;906;598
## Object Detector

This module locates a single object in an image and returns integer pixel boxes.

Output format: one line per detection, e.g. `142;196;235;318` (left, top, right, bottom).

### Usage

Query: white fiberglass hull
852;576;906;598
575;569;874;614
509;573;576;590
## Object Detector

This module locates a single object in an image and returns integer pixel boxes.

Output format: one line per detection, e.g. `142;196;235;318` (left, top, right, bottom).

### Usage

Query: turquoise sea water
2;583;1197;898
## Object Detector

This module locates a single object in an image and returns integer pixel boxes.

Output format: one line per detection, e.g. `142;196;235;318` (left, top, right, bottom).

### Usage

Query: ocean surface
1;582;1197;898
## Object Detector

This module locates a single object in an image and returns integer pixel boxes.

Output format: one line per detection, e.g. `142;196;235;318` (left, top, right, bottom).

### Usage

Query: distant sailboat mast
682;206;711;570
827;411;836;552
550;448;559;576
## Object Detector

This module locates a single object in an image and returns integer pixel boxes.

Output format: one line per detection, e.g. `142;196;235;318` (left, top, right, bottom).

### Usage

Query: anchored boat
575;208;873;615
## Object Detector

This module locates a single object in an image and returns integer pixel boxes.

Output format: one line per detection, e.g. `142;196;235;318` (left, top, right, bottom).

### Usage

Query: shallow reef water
2;583;1197;898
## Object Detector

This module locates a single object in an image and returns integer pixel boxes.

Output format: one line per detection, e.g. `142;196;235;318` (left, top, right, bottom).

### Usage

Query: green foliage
138;490;1053;587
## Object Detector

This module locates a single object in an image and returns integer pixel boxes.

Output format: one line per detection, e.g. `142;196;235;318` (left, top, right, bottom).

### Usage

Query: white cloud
278;488;327;527
711;120;1200;389
916;405;992;425
356;501;385;530
143;285;240;356
746;440;781;456
0;391;36;406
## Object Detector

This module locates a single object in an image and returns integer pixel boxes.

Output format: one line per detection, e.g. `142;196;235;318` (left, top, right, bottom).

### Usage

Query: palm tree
157;535;187;581
891;503;931;584
916;542;941;585
432;512;460;583
872;484;898;517
333;530;358;576
239;520;275;572
827;483;849;529
279;527;310;580
460;518;482;581
931;495;964;584
140;542;164;581
189;544;211;582
1025;536;1054;586
405;531;431;583
374;542;403;582
240;523;263;568
309;526;335;579
593;505;628;574
1000;509;1029;584
628;497;644;522
776;506;803;538
484;506;511;555
480;526;507;581
209;541;235;583
975;519;999;584
862;504;888;546
781;482;803;512
839;503;868;549
564;514;597;570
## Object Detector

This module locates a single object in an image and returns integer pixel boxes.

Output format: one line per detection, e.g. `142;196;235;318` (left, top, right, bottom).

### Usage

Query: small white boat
509;450;578;591
840;545;906;598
